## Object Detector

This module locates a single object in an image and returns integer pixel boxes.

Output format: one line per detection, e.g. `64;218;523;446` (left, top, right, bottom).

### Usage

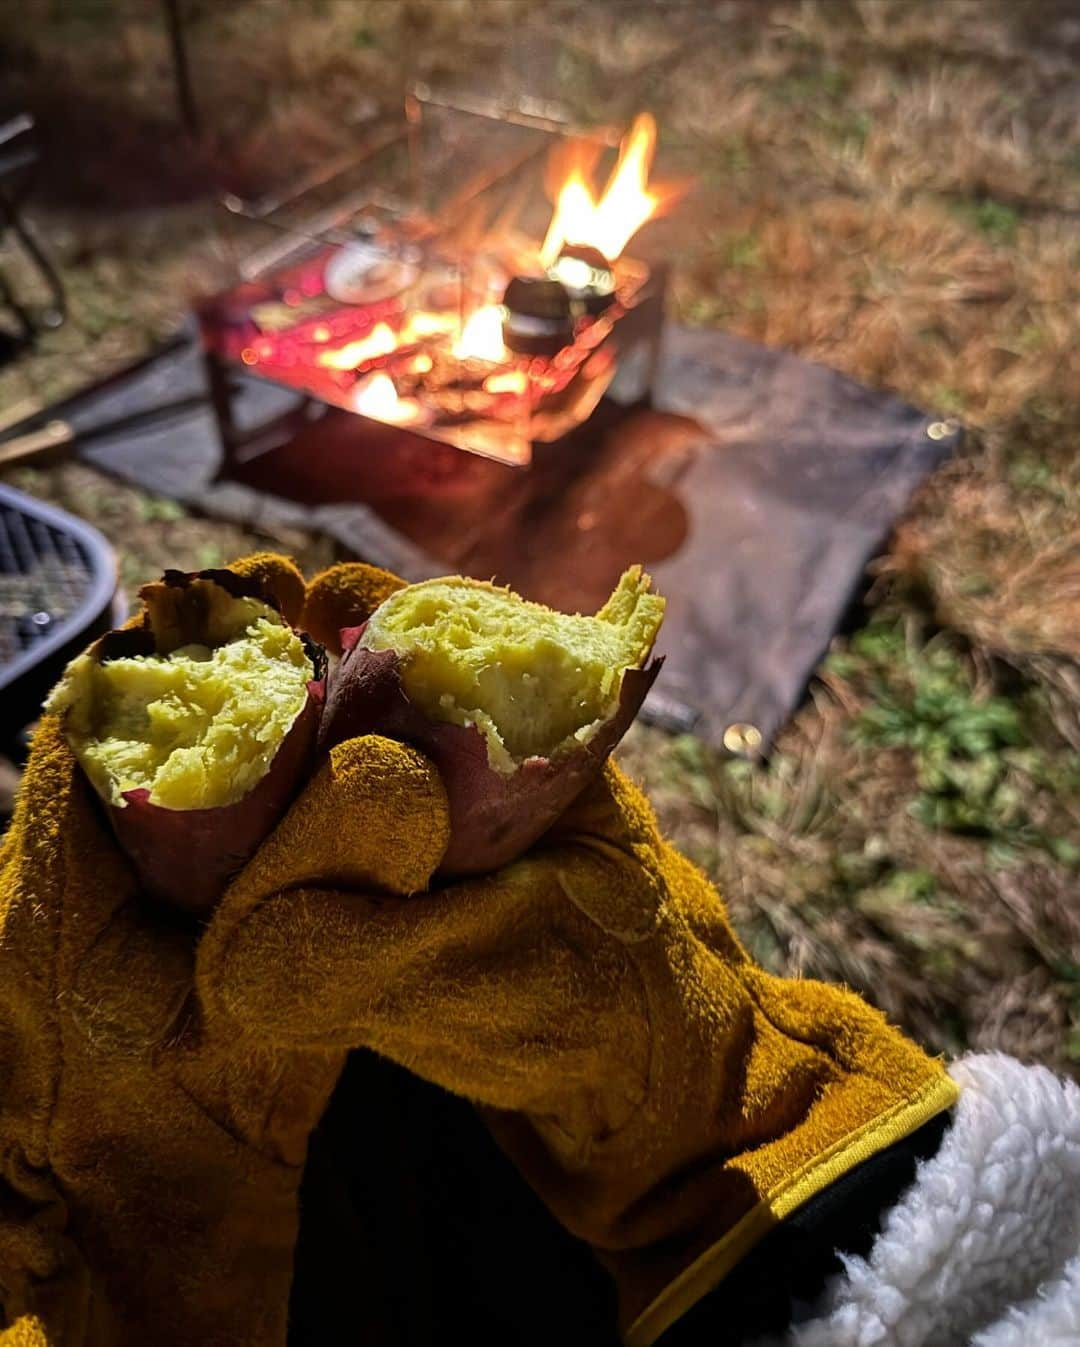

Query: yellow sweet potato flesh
361;566;664;771
48;599;312;809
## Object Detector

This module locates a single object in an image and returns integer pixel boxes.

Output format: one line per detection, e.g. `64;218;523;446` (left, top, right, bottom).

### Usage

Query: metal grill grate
0;505;94;665
0;484;117;735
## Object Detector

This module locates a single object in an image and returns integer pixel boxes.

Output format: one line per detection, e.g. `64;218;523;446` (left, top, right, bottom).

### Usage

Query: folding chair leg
0;193;66;329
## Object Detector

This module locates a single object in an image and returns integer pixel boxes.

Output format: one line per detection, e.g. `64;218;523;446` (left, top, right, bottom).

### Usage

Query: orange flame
453;304;506;362
540;112;664;267
317;322;398;370
352;372;421;424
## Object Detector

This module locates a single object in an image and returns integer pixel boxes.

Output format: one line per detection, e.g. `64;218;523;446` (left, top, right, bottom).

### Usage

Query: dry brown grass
2;461;337;606
1;0;1077;1072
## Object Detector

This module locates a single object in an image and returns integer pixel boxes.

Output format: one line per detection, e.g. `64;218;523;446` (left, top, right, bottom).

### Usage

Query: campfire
200;103;682;465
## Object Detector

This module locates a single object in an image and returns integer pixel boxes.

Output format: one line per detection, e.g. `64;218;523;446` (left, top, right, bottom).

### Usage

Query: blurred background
0;0;1077;1073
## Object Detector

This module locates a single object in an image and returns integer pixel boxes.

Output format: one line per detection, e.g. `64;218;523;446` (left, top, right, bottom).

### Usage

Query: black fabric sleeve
288;1049;619;1347
289;1048;949;1347
654;1110;952;1347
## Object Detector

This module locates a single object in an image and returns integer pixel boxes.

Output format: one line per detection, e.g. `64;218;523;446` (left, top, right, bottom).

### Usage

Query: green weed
950;198;1020;242
849;624;1077;863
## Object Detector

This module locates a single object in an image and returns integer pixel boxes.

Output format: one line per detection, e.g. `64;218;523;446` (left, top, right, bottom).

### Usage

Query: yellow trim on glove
625;1071;960;1347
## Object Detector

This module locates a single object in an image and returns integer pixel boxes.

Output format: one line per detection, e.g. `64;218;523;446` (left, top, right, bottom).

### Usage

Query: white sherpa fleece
752;1053;1080;1347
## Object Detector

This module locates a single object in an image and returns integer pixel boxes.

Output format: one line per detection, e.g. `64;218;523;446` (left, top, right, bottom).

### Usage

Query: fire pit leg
204;346;241;477
601;260;668;412
637;259;668;410
204;345;328;480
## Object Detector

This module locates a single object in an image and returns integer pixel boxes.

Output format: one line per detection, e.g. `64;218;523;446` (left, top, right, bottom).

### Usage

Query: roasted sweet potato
319;567;664;876
47;568;326;916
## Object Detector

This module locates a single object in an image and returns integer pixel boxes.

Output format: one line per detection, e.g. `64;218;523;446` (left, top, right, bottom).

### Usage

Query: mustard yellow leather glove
0;555;433;1347
200;565;959;1347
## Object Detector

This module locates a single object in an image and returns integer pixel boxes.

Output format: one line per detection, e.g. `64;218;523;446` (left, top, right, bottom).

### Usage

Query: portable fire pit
199;92;676;468
3;92;962;751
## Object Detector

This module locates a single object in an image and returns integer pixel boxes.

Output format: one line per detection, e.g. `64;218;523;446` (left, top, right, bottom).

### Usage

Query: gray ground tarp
25;320;960;751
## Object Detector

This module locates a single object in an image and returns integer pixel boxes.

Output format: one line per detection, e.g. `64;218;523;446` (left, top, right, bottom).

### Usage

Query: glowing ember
540;112;664;267
317;322;398;370
352;372;421;424
402;311;457;340
484;369;529;395
453;305;507;362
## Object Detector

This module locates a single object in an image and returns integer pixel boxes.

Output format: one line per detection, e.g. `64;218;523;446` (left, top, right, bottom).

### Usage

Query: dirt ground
1;0;1077;1073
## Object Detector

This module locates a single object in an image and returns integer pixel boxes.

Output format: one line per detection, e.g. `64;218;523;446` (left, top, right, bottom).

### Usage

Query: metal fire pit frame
201;88;668;472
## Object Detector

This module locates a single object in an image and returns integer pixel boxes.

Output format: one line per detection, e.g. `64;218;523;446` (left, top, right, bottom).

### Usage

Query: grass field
1;0;1077;1073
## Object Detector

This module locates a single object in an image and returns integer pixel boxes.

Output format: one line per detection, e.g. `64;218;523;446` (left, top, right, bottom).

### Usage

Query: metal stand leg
162;0;201;140
0;115;67;343
0;194;66;330
639;261;669;410
203;347;240;477
0;267;35;351
204;345;328;479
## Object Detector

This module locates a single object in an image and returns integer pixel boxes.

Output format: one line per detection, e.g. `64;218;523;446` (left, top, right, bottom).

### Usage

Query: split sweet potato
319;567;664;876
47;568;326;916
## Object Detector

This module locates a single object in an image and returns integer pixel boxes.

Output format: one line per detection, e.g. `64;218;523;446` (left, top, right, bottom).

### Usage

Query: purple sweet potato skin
109;683;323;917
319;637;662;877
